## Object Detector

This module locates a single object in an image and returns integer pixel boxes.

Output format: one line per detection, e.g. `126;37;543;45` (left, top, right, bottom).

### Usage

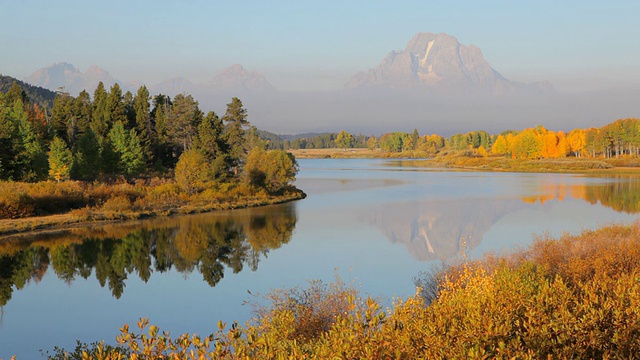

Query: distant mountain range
23;32;550;99
24;62;276;99
18;32;570;134
346;32;552;94
24;62;119;96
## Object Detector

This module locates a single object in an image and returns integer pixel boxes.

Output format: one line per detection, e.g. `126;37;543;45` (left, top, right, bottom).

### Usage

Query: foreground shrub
0;185;34;218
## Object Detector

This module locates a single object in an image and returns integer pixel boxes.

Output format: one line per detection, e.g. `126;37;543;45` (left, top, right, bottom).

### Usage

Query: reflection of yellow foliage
520;178;640;214
173;219;210;262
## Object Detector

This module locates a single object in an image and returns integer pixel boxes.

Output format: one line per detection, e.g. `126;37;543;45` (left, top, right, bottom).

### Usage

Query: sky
2;0;640;133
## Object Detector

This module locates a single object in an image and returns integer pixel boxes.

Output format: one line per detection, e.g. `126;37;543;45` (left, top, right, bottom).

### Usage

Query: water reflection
0;203;297;306
520;175;640;214
366;199;524;261
366;174;640;261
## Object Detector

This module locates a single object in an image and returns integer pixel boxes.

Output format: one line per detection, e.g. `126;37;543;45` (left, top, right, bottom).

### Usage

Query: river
1;158;639;358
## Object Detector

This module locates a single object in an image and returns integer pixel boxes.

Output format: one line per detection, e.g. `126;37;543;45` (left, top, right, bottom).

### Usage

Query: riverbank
289;148;429;159
289;148;640;174
0;179;305;236
419;155;634;173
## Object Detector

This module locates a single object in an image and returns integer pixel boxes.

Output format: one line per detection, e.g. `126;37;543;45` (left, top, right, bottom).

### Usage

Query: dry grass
288;148;429;159
0;179;306;236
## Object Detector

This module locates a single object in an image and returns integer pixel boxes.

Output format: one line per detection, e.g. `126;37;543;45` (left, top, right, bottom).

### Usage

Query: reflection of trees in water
521;176;640;214
0;204;297;306
582;180;640;214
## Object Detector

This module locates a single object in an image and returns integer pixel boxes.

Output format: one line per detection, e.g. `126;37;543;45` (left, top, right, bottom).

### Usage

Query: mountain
24;62;119;96
23;62;276;113
207;64;275;93
346;32;551;94
151;77;196;96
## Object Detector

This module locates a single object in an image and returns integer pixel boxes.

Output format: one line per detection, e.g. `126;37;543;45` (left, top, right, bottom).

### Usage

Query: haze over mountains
21;32;639;135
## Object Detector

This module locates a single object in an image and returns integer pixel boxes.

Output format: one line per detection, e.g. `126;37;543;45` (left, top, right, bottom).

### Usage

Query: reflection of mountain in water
0;204;297;306
368;199;525;261
369;176;640;261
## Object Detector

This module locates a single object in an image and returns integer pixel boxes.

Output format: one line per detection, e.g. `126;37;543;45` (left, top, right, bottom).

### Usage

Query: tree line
0;81;297;194
324;119;640;160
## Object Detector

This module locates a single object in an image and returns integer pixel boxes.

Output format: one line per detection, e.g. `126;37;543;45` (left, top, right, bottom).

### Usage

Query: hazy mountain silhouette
24;62;119;96
346;32;552;94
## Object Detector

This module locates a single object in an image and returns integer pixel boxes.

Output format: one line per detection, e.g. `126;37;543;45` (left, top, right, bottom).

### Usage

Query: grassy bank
0;179;305;236
291;148;640;174
422;154;618;172
48;222;640;359
289;148;430;159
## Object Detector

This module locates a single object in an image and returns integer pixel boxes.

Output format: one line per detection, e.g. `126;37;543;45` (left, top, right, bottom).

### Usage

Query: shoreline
0;190;306;238
290;149;640;174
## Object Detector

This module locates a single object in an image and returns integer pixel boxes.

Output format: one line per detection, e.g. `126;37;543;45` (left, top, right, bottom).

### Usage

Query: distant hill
346;32;552;94
0;74;57;108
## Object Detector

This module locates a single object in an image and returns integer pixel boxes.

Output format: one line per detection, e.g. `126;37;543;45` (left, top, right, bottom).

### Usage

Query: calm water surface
1;158;640;358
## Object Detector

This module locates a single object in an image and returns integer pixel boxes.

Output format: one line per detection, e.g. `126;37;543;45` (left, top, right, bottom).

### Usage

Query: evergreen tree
167;93;202;152
151;94;172;168
4;82;29;106
412;129;420;150
50;94;74;143
123;90;135;129
0;93;17;180
91;82;109;138
222;97;249;172
108;121;145;176
73;128;101;180
12;99;48;181
71;90;92;144
106;83;125;127
133;86;152;163
192;111;231;180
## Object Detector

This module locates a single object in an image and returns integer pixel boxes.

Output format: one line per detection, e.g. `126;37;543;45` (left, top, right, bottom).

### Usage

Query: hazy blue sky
2;0;640;92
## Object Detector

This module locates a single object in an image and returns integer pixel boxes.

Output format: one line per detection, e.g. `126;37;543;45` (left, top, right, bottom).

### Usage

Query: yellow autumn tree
540;132;559;158
568;129;586;157
491;135;510;155
511;128;542;159
555;131;570;158
477;145;488;157
47;137;73;182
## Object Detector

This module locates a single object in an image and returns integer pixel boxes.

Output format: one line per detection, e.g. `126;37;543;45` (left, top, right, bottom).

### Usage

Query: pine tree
167;93;202;152
12;99;48;181
73;128;101;180
222;97;249;172
0;93;17;180
106;83;125;127
91;82;109;138
133;86;152;163
192;111;231;180
108;121;145;176
151;94;172;168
